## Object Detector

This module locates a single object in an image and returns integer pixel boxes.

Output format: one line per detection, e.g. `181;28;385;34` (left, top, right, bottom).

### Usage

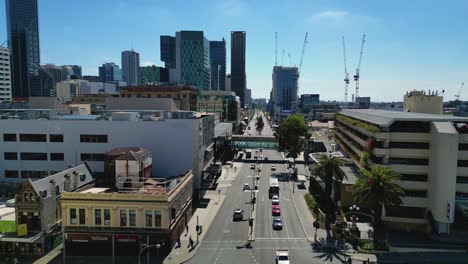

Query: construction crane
455;82;465;100
288;53;295;67
282;49;285;66
275;32;278;66
342;36;350;103
354;34;366;101
298;32;308;74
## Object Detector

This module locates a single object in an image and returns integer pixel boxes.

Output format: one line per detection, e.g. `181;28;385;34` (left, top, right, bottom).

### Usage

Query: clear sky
1;0;467;101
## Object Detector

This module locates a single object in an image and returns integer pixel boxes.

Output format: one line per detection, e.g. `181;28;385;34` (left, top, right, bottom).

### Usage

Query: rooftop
340;109;468;127
106;147;151;160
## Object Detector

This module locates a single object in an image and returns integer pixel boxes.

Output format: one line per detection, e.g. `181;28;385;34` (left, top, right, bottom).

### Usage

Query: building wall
105;97;177;111
119;86;198;111
121;50;140;86
210;39;226;91
0;47;12;101
80;82;116;95
272;66;298;118
231;31;246;106
404;94;443;114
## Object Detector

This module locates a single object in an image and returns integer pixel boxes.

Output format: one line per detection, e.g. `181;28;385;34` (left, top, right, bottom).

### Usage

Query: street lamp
349;205;360;228
138;243;161;264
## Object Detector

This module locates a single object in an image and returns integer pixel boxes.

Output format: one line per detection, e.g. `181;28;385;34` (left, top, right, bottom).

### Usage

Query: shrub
335;114;381;133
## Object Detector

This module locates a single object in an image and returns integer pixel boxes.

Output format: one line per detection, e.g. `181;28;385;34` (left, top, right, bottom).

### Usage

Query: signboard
17;224;28;236
0;220;16;233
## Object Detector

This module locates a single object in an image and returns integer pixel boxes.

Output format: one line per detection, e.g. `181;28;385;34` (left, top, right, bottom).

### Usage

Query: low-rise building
120;85;198;111
0;47;12;102
404;90;443;114
61;171;193;257
335;109;468;234
198;90;240;128
300;94;320;113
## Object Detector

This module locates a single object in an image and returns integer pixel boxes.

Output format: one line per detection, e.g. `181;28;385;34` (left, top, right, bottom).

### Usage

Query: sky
0;0;467;102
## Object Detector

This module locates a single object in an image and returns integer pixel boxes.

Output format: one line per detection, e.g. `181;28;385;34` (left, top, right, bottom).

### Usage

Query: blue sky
1;0;467;101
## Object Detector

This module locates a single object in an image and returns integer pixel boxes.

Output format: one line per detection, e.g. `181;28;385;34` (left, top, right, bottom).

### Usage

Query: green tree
256;116;264;135
312;153;346;229
353;165;404;242
274;114;310;164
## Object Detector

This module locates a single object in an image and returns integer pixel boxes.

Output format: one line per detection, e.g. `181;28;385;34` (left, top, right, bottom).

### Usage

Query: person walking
185;225;189;236
189;236;194;249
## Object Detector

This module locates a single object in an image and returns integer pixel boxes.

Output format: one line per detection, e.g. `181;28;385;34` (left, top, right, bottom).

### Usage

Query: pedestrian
347;257;352;264
189;236;194;249
185;225;189;235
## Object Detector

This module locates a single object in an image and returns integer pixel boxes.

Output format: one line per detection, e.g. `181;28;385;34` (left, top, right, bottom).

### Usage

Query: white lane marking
255;237;307;240
283;205;290;238
269;208;273;238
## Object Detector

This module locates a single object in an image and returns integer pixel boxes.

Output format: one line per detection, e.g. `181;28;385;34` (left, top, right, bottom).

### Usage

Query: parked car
272;195;280;205
273;217;283;230
233;209;244;221
271;165;276;171
243;183;251;191
250;164;256;170
272;205;281;216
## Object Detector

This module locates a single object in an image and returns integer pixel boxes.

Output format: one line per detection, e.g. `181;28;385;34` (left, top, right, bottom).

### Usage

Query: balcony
400;181;428;190
389;164;429;174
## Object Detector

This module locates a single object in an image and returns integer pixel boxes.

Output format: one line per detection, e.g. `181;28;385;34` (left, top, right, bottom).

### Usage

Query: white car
272;196;280;205
271;165;276;171
250;164;256;170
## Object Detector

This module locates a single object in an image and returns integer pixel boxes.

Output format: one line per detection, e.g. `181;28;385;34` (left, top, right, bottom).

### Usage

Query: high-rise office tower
210;39;226;91
271;66;299;118
6;0;42;99
175;31;211;90
160;36;176;69
0;47;12;101
230;31;246;107
121;50;140;86
99;63;122;83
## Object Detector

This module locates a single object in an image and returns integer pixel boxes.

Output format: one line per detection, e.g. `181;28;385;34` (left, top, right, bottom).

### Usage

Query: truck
276;249;290;264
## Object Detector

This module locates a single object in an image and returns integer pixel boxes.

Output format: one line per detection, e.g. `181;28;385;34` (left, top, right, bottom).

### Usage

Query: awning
0;231;43;243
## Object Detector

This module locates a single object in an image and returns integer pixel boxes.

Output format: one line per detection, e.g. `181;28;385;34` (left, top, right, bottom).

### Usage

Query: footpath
163;162;242;264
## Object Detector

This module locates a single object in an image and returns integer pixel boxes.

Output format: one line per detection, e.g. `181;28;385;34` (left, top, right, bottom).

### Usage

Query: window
458;160;468;167
70;209;77;224
155;210;162;227
457;176;468;184
400;174;428;182
20;152;48;161
24;193;29;202
80;153;105;162
385;206;426;219
49;134;63;142
104;209;111;225
55;185;60;195
80;134;108;143
129;210;136;227
3;133;16;142
19;134;47;142
20;171;49;178
50;153;64;161
4;152;17;160
145;210;152;227
388;158;428;166
404;189;427;198
95;209;102;225
120;210;127;226
388;142;430;149
79;209;86;225
459;144;468;151
5;170;19;178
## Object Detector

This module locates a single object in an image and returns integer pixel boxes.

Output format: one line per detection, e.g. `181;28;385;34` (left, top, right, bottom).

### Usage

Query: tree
274;114;310;165
256;116;264;135
312;153;346;229
352;165;404;243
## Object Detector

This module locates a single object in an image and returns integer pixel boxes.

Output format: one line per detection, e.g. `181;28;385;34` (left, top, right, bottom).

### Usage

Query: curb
289;179;314;243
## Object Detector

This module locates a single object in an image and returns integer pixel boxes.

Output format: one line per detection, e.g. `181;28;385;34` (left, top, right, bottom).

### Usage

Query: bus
245;149;252;159
269;178;280;198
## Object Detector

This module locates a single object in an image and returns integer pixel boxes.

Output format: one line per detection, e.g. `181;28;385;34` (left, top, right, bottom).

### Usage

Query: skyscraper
175;31;211;90
121;50;140;86
6;0;41;99
160;36;176;69
231;31;246;106
99;63;122;83
271;66;299;118
0;47;12;101
210;39;226;91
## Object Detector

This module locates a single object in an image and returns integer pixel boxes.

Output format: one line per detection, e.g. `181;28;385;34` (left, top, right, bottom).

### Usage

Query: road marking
268;208;273;238
255;237;307;240
223;229;230;233
283;205;290;238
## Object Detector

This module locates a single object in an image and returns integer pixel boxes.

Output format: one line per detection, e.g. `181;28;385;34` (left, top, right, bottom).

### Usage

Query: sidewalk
163;164;240;264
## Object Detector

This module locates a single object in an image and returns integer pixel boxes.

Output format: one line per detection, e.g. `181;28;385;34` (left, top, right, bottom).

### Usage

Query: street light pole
138;243;160;264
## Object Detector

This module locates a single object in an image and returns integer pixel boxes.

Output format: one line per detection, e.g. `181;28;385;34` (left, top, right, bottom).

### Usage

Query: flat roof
340;109;468;127
79;187;109;194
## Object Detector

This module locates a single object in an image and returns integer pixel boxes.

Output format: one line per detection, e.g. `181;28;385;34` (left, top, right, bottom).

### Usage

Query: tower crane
354;34;366;101
275;32;278;66
342;36;350;103
455;82;465;100
298;32;308;75
288;53;295;67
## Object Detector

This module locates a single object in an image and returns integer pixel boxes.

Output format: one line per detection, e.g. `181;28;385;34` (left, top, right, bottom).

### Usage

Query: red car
272;205;281;216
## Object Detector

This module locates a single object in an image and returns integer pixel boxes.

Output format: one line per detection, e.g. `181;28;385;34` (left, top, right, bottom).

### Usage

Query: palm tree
312;153;346;229
352;165;404;242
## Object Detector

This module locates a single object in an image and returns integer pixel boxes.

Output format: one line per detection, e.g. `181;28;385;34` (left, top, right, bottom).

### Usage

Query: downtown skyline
1;0;467;101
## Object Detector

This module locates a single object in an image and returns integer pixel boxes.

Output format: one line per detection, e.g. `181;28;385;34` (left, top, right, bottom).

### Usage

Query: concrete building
300;94;320;113
225;74;231;92
334;109;468;234
104;97;178;112
0;109;215;193
0;165;94;256
62;65;82;80
0;47;12;101
198;90;240;127
61;171;193;257
83;76;100;82
43;64;66;85
355;96;371;109
119;85;198;111
6;0;41;100
271;66;298;119
230;31;246;106
404;90;443;114
175;31;211;90
56;80;116;101
99;63;122;83
139;65;169;85
121;50;140;86
160;36;176;69
210;39;226;91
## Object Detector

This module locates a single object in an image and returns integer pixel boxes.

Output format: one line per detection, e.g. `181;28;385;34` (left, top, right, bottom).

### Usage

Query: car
272;205;281;216
264;157;269;160
273;217;283;230
243;183;251;191
272;196;280;205
271;165;276;171
233;209;244;221
250;164;255;170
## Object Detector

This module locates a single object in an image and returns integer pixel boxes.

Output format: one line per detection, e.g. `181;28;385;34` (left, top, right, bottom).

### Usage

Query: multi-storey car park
334;109;468;235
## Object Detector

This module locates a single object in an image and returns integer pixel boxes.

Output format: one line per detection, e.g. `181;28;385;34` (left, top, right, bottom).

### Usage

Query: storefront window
145;210;152;227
